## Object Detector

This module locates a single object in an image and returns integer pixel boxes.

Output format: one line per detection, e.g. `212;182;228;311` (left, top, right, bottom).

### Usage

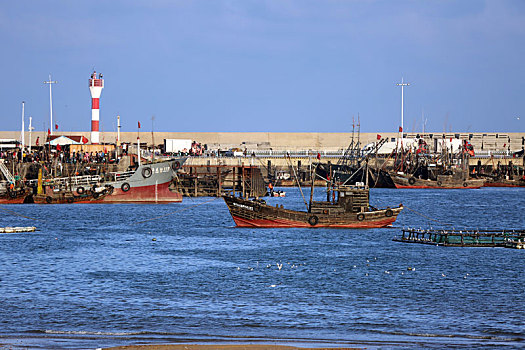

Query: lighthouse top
89;71;104;88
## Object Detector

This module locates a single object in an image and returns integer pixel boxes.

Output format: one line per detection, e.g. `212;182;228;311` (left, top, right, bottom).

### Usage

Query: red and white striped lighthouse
89;71;104;144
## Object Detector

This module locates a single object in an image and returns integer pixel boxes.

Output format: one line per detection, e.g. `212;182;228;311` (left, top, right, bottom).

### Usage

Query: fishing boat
391;172;485;189
29;157;187;203
270;190;286;197
223;183;402;228
32;185;114;204
483;177;525;187
0;160;31;203
0;186;31;204
91;158;186;203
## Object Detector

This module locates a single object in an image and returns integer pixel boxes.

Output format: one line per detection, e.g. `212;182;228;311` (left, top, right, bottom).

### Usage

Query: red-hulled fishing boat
223;184;402;228
33;157;187;203
0;187;31;204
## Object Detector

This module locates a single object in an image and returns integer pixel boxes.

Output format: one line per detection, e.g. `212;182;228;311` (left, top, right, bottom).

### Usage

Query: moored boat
483;176;525;188
391;172;485;189
32;185;114;204
0;187;32;204
223;184;402;228
93;158;186;203
29;157;187;203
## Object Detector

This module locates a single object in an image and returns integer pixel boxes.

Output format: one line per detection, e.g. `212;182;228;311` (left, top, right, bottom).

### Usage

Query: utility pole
396;78;410;135
43;74;58;135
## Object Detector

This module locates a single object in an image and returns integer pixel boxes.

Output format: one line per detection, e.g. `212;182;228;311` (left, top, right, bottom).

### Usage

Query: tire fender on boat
76;186;85;195
172;161;181;171
385;208;393;217
437;180;442;187
142;167;152;178
463;182;468;187
357;213;365;221
45;196;53;204
308;215;319;226
121;183;131;192
408;177;416;185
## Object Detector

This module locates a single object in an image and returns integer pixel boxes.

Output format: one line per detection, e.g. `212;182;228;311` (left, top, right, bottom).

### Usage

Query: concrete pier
1;131;524;153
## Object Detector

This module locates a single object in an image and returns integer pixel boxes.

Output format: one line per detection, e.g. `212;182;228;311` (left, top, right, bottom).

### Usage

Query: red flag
138;121;141;129
47;128;51;135
317;152;321;160
56;144;62;151
398;126;403;132
36;137;39;146
82;136;88;144
55;123;58;130
377;134;381;140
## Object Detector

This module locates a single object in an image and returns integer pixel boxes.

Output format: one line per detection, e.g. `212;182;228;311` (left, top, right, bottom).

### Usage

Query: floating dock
395;228;525;248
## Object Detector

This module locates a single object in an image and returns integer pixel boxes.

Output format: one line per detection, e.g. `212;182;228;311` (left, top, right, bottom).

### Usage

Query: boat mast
308;163;317;212
20;101;25;149
28;116;34;153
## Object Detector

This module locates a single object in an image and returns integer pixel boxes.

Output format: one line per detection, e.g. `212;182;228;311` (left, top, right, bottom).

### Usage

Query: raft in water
0;227;37;233
395;228;525;248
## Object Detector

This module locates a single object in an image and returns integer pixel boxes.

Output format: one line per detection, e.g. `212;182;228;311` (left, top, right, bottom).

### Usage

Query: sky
1;0;524;133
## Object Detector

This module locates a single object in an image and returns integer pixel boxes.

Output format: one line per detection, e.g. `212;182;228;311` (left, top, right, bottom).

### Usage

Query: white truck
164;139;192;153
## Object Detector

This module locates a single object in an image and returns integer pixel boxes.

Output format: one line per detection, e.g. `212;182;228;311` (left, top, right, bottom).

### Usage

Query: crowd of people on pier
0;148;118;165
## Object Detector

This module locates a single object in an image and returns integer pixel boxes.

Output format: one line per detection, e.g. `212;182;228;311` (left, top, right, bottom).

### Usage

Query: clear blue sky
2;0;524;133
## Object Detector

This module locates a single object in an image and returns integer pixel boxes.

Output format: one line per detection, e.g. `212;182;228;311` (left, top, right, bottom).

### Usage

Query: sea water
0;187;523;349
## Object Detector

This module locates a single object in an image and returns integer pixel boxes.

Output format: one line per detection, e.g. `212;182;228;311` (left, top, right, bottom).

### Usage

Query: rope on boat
0;205;42;221
285;154;309;211
131;196;221;225
403;205;454;227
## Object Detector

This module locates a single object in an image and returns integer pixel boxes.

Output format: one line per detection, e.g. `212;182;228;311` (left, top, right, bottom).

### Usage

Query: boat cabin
309;185;370;215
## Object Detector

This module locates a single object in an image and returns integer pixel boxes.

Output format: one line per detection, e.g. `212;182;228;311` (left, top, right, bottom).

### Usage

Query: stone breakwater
1;131;524;152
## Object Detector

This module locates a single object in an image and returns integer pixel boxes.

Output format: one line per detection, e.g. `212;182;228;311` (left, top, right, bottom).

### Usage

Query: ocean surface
0;187;523;349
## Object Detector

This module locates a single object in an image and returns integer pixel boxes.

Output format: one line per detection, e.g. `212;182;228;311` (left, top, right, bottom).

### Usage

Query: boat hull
0;189;32;204
392;174;485;189
223;195;402;228
100;181;181;203
483;179;525;188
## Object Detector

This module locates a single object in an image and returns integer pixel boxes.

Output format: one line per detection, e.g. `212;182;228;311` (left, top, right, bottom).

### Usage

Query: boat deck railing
27;175;102;188
108;171;134;182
